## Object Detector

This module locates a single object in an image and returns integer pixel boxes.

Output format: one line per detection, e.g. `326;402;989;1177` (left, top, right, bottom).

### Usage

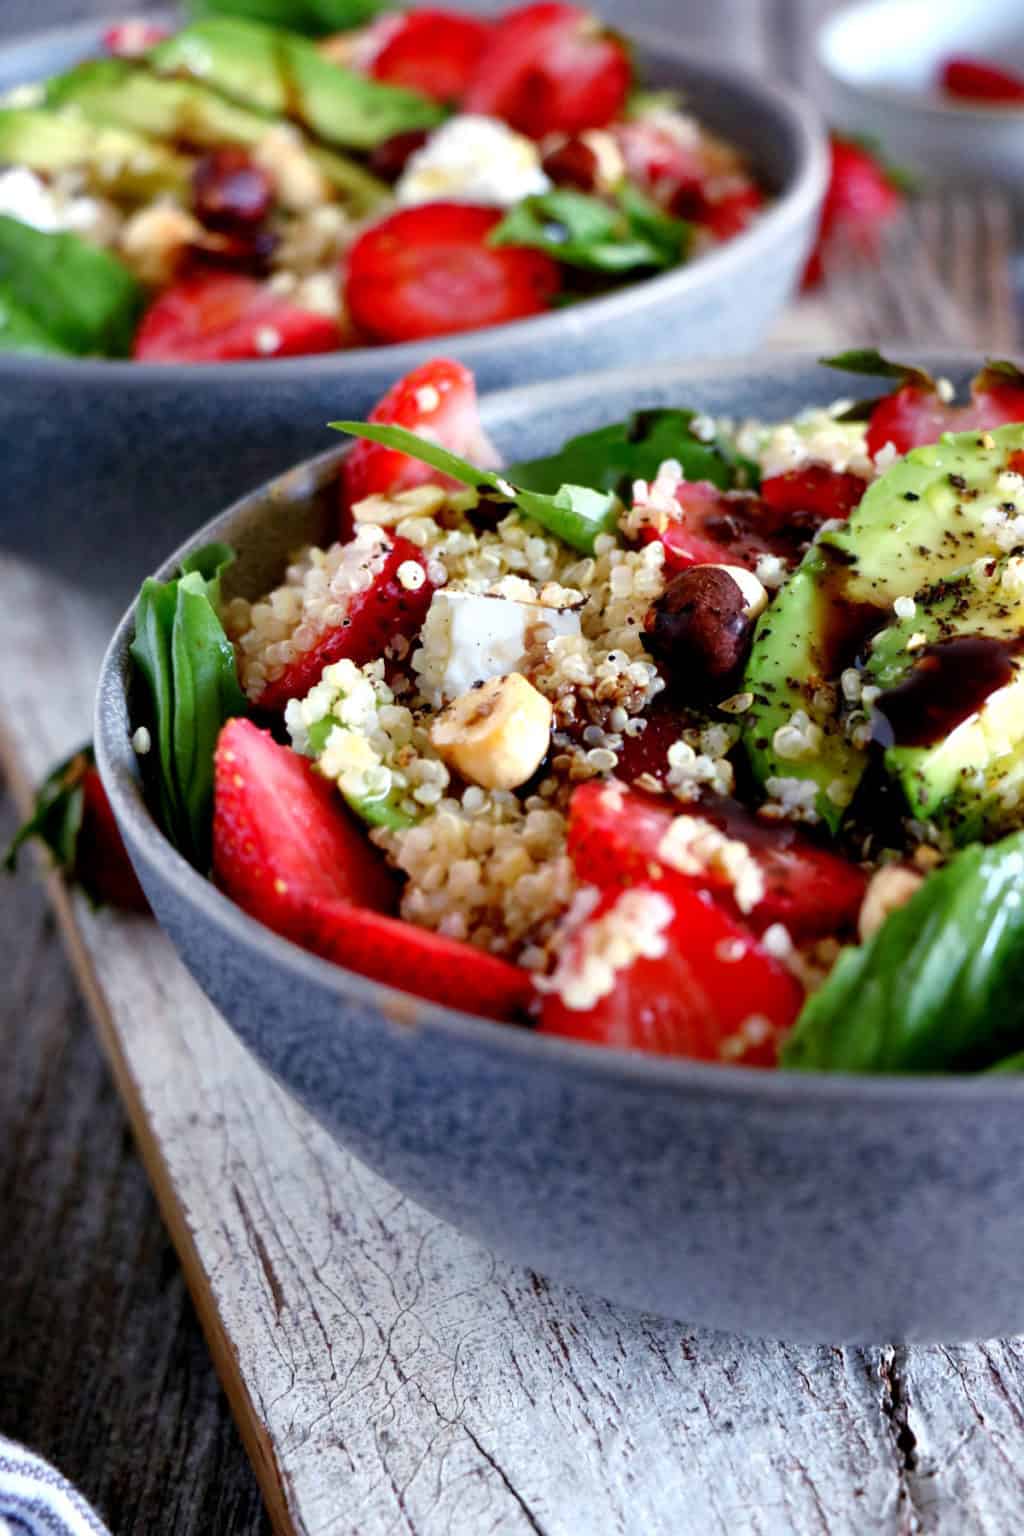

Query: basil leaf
330;420;621;553
986;1051;1024;1074
508;407;757;497
0;214;143;357
820;349;934;390
489;186;688;273
130;544;246;868
781;832;1024;1073
4;745;89;878
187;0;387;35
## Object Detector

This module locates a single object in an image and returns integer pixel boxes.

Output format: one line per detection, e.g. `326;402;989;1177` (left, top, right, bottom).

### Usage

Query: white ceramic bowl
819;0;1024;191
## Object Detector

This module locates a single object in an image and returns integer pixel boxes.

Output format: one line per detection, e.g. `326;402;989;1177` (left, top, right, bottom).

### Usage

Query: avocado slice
45;58;388;214
0;214;143;356
149;18;445;150
742;424;1024;829
0;107;189;198
864;557;1024;841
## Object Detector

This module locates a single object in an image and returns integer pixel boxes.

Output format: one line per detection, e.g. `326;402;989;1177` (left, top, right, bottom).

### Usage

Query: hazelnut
643;564;767;697
858;865;923;942
192;149;273;230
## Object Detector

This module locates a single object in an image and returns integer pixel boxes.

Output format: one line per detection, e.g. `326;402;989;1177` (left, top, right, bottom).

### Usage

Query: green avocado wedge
0;106;189;198
781;831;1024;1073
742;422;1024;830
150;17;445;150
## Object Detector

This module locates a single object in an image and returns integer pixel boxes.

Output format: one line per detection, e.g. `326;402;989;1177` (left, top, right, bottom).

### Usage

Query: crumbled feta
415;588;580;704
396;115;551;208
0;167;60;231
750;410;874;480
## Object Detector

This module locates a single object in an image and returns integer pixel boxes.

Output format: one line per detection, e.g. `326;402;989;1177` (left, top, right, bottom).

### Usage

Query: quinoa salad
127;350;1024;1073
0;3;764;362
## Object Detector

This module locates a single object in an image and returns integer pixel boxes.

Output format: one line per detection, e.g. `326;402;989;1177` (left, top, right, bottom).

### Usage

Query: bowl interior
98;348;1022;1095
821;0;1024;102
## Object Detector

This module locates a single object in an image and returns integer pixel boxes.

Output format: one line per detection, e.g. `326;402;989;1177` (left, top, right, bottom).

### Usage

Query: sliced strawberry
344;203;561;345
612;697;691;786
370;10;492;102
212;722;528;1020
940;56;1024;104
640;481;788;575
296;897;532;1020
803;135;904;289
253;534;436;714
213;719;397;929
103;17;169;55
696;181;764;241
760;465;867;524
538;881;803;1063
133;274;343;364
567;780;867;940
79;767;150;912
341;357;496;512
464;2;631;139
866;366;1024;458
611;119;706;209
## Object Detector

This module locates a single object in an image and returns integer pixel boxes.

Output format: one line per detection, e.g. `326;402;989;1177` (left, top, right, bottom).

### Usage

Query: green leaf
0;214;143;357
986;1050;1024;1074
781;832;1024;1073
820;349;934;391
4;745;90;878
329;421;621;553
130;543;246;868
508;407;758;497
489;186;688;274
187;0;388;33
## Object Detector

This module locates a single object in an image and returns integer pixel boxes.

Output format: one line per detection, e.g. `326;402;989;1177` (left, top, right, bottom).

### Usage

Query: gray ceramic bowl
0;16;826;612
95;351;1024;1346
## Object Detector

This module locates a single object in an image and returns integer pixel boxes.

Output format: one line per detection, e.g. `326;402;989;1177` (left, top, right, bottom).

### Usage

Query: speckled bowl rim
94;350;1024;1103
818;0;1024;125
0;16;828;385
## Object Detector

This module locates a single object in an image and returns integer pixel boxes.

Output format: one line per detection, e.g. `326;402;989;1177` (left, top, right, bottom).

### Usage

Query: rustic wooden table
5;5;1024;1536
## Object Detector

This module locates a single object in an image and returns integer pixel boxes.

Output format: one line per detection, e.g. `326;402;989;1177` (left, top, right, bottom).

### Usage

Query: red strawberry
213;720;529;1021
866;365;1024;458
344;203;561;345
79;767;150;912
567;780;866;940
464;2;631;139
341;357;497;512
760;465;867;525
612;698;691;786
803;135;904;289
369;9;492;102
213;719;397;927
253;533;436;715
538;880;803;1063
640;481;790;574
297;897;532;1020
611;119;705;209
133;274;343;364
103;16;169;54
940;56;1024;104
697;181;764;241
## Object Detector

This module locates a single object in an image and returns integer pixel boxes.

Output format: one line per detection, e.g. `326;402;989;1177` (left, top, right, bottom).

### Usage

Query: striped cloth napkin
0;1437;111;1536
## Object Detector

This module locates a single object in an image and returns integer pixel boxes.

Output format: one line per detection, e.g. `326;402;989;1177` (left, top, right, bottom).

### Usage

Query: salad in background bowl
95;351;1024;1342
1;2;768;361
0;9;825;608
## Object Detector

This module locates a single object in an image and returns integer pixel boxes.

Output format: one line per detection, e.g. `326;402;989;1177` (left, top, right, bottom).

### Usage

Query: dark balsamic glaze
873;635;1019;749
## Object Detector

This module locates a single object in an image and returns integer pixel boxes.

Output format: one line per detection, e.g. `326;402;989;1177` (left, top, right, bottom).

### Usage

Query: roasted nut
858;865;923;941
642;564;767;695
431;672;553;790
